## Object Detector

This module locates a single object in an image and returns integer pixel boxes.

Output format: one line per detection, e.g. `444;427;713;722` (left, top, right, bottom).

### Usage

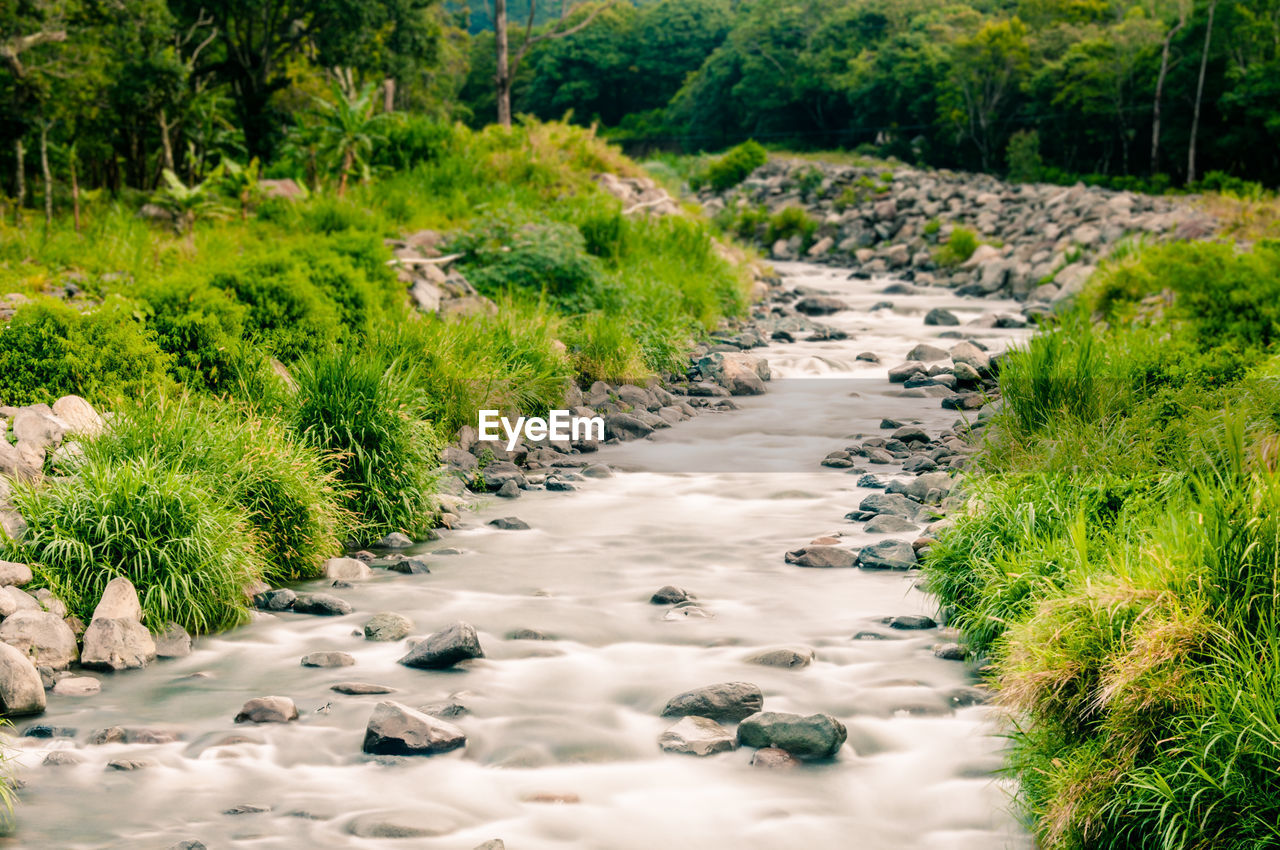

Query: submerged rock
362;700;466;756
784;546;857;568
488;517;530;531
235;696;299;724
745;647;815;668
751;746;802;769
737;711;847;759
661;682;763;723
331;682;397;695
658;716;737;756
301;651;355;668
649;586;692;605
398;621;484;669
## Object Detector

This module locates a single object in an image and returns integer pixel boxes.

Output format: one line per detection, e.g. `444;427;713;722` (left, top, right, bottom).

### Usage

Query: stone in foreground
737;711;847;759
658;716;737;756
398;621;484;669
661;682;763;723
751;746;802;768
292;593;353;616
80;576;156;672
857;540;918;570
745;646;815;668
362;700;466;756
0;641;46;715
301;651;355;668
365;612;413;642
0;610;80;670
784;546;857;568
235;696;299;723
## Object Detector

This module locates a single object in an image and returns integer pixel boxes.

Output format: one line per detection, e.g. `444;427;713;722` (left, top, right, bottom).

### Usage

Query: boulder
857;540;918;570
0;641;45;715
658;716;737;756
301;651;355;668
365;612;413;642
398;621;484;669
650;586;692;605
864;515;919;534
751;747;802;769
155;623;192;658
604;413;653;441
234;696;299;723
488;517;530;531
11;409;65;449
697;352;770;396
949;341;990;373
52;676;100;696
292;593;352;616
661;682;763;722
906;343;949;362
92;576;143;621
794;295;846;316
784;546;857;568
0;610;79;670
923;308;959;326
52;395;104;437
362;700;466;756
0;585;40;617
255;588;297;611
323;557;371;580
331;682;397;695
0;560;32;587
80;578;155;671
737;711;847;759
744;647;814;668
854;493;926;521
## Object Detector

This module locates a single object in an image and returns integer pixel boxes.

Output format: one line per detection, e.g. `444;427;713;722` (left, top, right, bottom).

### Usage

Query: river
10;262;1034;850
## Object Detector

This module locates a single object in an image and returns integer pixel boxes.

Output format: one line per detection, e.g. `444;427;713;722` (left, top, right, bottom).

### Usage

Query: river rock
52;676;100;696
43;751;83;766
794;295;846;315
488;517;530;531
697;352;770;396
886;471;955;501
906;343;949;362
889;614;937;630
235;696;299;723
0;586;40;617
324;557;371;580
604;413;653;441
332;682;396;695
650;586;692;605
923;307;959;326
375;532;415;549
784;546;857;568
661;682;763;722
887;361;926;383
155;623;192;658
362;700;466;756
864;515;919;534
52;395;104;436
950;341;990;373
0;641;46;715
745;646;814;668
81;580;156;673
255;588;297;611
365;612;413;642
293;593;352;616
737;711;847;759
398;621;484;669
0;560;31;587
658;716;737;756
0;610;79;670
301;651;355;668
858;540;918;570
854;492;926;521
751;746;802;768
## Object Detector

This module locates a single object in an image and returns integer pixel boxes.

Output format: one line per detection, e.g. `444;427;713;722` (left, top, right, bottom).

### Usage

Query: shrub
291;346;439;543
0;297;172;406
81;394;348;583
1006;129;1044;183
208;251;343;361
693;140;767;191
934;226;980;267
373;115;456;172
565;312;649;384
998;320;1115;437
11;455;262;633
765;206;818;247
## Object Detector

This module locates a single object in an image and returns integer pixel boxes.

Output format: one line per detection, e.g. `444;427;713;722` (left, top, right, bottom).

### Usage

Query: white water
10;263;1034;850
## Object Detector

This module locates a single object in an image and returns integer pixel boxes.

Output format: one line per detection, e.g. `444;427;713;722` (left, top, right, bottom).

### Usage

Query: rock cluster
703;158;1215;310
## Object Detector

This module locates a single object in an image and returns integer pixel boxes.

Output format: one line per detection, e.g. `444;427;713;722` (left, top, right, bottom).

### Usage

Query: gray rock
661;682;763;722
52;676;100;696
889;614;936;630
331;682;397;695
33;588;65;617
398;621;484;669
80;617;156;672
323;557;371;580
924;307;959;326
887;361;926;383
375;532;415;549
658;716;737;756
496;479;521;498
751;746;802;768
91;576;142;621
864;515;919;534
0;560;32;587
365;612;413;642
0;610;80;670
362;700;466;756
255;588;297;611
0;641;46;715
488;517;530;531
697;352;770;396
106;758;154;771
854;492;926;521
784;546;857;568
301;651;355;668
292;593;352;616
650;586;692;605
906;343;949;362
858;540;918;570
891;426;930;443
794;295;846;315
886;471;955;501
155;623;192;658
604;413;653;440
737;711;847;759
43;751;83;766
745;647;814;668
235;696;299;723
950;341;990;372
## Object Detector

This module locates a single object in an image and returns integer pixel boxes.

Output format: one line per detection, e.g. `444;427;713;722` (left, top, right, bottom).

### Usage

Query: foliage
1006;129;1044;183
0;298;173;406
765;206;818;247
934;226;980;267
10;455;262;633
690;140;767;191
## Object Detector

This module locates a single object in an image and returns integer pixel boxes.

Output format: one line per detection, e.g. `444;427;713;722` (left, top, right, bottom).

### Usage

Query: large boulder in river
235;696;299;723
398;621;484;669
661;682;763;722
857;539;918;570
784;546;857;568
697;352;770;396
0;610;79;670
80;577;156;671
737;711;847;759
362;700;466;756
0;641;45;715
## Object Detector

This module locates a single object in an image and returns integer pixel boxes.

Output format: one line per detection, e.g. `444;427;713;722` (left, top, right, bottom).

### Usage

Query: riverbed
10;262;1034;850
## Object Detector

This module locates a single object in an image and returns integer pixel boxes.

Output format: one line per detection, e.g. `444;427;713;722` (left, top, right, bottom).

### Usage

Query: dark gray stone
398;621;484;669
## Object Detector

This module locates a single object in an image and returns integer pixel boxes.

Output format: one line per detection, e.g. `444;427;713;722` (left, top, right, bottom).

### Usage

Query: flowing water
10;263;1034;850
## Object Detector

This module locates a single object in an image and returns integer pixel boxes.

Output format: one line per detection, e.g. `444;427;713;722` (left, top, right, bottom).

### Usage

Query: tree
492;0;615;128
1150;0;1189;173
944;18;1032;171
1187;0;1216;183
311;83;392;195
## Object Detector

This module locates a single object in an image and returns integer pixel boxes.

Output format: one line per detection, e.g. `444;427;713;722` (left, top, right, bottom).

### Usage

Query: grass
934;226;981;267
922;239;1280;849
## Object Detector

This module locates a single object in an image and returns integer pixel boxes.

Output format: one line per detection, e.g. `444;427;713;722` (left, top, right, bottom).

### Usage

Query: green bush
766;206;818;247
1006;129;1044;183
81;394;348;583
998;320;1115;437
291;346;439;544
11;455;262;633
0;297;172;406
565;312;649;384
208;251;344;361
373;115;457;172
934;226;980;267
693;140;767;192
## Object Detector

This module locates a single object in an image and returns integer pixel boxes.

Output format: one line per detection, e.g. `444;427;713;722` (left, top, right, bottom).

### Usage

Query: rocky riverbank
703;158;1216;311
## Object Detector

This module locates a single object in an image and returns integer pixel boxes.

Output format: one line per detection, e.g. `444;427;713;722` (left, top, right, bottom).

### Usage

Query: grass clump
9;455;262;633
934;226;980;267
766;206;818;248
291;346;439;545
690;140;767;192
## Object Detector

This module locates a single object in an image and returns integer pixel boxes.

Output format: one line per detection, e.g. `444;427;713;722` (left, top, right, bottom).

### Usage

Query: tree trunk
14;138;25;225
39;120;52;227
1151;12;1186;174
495;0;512;128
383;77;396;112
159;108;175;172
1187;0;1216;185
70;152;80;232
338;148;353;196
